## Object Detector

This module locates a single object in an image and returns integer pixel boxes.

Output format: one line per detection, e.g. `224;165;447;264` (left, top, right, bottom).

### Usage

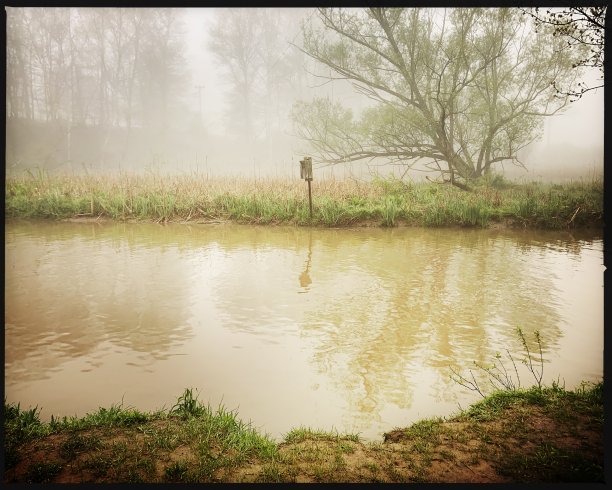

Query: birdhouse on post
300;157;313;181
299;157;313;219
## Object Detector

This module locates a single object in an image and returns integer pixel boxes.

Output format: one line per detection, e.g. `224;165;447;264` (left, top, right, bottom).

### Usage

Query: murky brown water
5;220;603;440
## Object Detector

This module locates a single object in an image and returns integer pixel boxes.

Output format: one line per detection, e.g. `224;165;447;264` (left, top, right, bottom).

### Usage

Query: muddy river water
5;220;604;440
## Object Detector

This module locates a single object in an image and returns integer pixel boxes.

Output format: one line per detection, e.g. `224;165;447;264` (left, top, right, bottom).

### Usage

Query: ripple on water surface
4;221;604;440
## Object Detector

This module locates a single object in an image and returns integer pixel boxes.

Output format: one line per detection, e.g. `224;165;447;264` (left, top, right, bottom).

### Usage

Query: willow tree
293;8;585;189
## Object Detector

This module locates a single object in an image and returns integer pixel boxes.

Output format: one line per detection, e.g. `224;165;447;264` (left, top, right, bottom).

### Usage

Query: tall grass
5;171;603;229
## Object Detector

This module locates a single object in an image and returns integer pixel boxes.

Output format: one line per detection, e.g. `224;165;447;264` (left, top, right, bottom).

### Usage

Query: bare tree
139;9;187;131
26;8;73;122
6;8;35;119
6;7;189;171
520;6;606;100
258;9;309;138
209;9;264;141
208;8;308;142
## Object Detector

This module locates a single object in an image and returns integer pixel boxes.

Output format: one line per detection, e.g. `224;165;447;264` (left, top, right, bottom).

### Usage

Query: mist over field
5;7;604;182
4;9;605;483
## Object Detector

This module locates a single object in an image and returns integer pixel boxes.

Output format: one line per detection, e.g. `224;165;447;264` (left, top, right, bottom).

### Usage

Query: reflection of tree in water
13;221;597;427
298;228;594;425
134;220;600;429
5;222;194;383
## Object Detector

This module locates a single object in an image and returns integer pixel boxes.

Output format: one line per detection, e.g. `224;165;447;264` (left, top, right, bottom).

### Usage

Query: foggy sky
186;9;604;145
6;7;604;181
183;8;603;182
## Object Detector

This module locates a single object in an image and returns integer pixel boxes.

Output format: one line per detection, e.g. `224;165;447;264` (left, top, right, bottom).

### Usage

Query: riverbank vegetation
5;172;603;229
3;380;603;483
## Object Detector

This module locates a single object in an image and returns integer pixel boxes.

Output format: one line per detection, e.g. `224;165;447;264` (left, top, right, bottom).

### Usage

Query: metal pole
307;179;313;219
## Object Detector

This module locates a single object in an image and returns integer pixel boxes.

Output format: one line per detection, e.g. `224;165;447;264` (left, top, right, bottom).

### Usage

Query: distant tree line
6;7;185;130
6;7;314;172
208;8;309;142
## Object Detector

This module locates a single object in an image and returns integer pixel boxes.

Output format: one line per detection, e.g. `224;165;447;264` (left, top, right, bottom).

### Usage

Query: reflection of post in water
299;232;313;290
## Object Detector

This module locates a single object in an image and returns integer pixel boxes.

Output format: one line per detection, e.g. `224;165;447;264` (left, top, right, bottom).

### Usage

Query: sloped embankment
3;383;603;483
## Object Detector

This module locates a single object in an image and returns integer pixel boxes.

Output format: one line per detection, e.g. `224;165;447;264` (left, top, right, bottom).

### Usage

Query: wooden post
307;178;313;218
300;156;313;219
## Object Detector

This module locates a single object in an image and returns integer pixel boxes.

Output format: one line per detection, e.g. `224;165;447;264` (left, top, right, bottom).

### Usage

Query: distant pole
299;157;313;220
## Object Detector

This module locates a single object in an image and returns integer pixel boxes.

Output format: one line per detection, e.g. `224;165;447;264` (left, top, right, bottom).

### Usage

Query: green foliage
59;432;101;459
291;98;357;159
164;461;192;482
477;173;515;190
516;327;544;389
450;322;604;456
49;403;151;431
3;401;52;469
4;401;43;433
501;442;603;482
575;380;603;405
25;461;63;483
403;418;445;439
198;403;278;460
314;196;351;225
167;388;278;467
296;8;583;184
450;327;545;397
380;196;400;226
93;405;150;426
372;176;411;195
463;388;546;421
170;388;204;418
283;426;360;444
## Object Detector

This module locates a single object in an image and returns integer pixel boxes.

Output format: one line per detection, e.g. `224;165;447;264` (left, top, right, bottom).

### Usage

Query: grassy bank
3;381;603;483
5;172;603;229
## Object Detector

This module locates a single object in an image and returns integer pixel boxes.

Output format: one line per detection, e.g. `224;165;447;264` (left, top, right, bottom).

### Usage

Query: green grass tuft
25;461;63;483
283;426;360;444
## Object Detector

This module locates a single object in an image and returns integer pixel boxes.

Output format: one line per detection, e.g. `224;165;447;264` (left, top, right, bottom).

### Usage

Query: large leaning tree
292;8;587;189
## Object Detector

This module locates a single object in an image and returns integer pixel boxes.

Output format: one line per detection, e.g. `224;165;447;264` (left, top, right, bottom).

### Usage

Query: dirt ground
4;401;603;484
